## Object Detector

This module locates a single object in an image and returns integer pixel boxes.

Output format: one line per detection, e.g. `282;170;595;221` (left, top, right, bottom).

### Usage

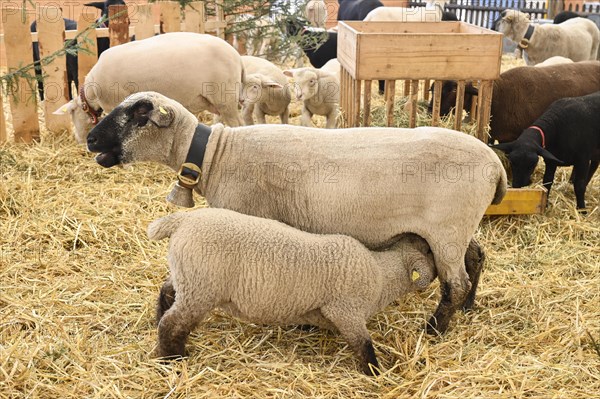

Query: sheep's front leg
242;103;256;125
253;105;267;124
325;107;339;129
427;246;471;335
280;108;289;124
542;162;558;197
300;105;313;127
572;160;591;209
321;304;380;376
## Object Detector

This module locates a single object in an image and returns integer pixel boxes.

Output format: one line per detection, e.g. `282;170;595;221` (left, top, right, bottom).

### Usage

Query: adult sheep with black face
86;91;505;335
55;32;245;144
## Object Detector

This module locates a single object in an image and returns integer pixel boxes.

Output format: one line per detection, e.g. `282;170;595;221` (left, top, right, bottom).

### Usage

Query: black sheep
337;0;384;21
493;91;600;210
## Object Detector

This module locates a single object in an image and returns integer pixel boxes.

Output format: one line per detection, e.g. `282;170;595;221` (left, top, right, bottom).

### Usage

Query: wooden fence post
77;11;98;88
134;4;155;39
160;2;181;34
184;2;205;33
38;6;71;132
109;5;130;47
0;90;7;143
4;8;40;143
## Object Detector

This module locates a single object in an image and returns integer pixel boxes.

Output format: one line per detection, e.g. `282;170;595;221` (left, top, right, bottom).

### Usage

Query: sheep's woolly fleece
1;56;599;398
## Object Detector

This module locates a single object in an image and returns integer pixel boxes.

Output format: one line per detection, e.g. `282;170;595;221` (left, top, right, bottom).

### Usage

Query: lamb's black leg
156;276;176;326
586;159;599;185
542;162;558;197
572;161;590;210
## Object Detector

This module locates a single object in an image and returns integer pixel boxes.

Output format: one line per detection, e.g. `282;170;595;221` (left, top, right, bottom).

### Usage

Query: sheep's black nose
87;135;97;146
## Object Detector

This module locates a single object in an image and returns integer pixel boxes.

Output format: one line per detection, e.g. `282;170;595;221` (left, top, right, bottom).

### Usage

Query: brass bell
166;182;195;208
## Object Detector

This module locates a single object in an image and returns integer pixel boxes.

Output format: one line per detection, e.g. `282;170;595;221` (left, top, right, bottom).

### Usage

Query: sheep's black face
87;99;154;167
508;148;539;188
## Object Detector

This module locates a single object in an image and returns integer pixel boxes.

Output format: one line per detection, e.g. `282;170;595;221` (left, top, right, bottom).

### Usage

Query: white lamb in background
241;56;291;125
284;59;341;128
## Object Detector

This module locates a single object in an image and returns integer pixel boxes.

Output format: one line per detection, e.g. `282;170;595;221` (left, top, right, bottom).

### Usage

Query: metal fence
409;0;600;29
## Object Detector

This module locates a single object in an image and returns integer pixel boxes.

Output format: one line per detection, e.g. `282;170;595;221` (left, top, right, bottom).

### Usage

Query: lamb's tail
147;212;187;241
492;164;508;205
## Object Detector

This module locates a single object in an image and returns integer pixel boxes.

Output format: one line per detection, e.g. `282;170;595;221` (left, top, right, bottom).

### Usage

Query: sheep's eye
309;80;317;86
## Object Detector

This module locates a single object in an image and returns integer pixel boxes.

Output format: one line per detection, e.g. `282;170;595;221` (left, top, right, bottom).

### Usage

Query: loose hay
1;55;599;399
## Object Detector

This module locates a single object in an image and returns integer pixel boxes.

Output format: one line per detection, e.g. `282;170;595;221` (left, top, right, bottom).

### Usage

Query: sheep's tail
492;165;508;205
147;213;186;241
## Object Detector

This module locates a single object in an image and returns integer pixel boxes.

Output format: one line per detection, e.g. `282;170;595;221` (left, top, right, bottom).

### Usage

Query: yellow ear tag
159;106;168;115
412;271;420;282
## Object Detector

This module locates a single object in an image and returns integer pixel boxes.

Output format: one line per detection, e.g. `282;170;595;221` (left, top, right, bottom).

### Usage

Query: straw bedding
1;56;599;399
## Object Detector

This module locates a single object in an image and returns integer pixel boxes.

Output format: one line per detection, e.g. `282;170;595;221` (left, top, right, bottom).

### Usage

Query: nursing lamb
149;208;438;375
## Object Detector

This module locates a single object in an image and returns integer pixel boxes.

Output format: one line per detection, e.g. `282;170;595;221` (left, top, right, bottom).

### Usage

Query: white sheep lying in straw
86;91;504;335
496;10;600;65
284;58;340;128
149;208;438;375
241;56;291;124
364;0;446;22
54;32;245;144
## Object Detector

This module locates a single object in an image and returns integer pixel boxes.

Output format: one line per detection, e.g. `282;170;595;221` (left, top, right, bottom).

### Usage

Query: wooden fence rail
1;0;227;143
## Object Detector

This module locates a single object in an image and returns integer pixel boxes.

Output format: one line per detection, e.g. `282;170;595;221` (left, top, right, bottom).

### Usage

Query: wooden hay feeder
337;21;502;141
337;21;547;215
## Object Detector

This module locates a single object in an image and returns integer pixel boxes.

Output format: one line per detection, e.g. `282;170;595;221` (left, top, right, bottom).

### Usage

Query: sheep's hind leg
462;238;486;312
156;275;176;325
426;245;471;335
321;304;379;376
155;301;206;360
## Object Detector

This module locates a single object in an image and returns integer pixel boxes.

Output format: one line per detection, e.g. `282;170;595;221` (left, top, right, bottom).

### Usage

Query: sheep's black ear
492;142;514;154
466;85;479;96
130;99;154;127
538;147;565;165
84;2;105;10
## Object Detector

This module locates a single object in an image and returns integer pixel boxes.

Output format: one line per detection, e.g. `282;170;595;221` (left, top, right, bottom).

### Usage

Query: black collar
177;123;211;189
518;25;535;50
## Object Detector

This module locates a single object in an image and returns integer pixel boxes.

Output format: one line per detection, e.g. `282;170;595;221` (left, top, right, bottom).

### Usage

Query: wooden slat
184;2;205;33
0;90;7;142
423;78;431;101
4;8;40;143
431;80;442;127
109;5;130;47
38;6;70;132
409;80;418;128
485;188;547;215
160;1;180;34
454;80;465;132
362;79;372;126
77;11;98;88
385;80;395;127
134;4;155;40
215;0;225;39
476;80;493;142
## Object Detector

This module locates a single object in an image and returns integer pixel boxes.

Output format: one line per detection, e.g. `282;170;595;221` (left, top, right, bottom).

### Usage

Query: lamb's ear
53;100;77;115
263;81;283;89
492;142;514;154
283;70;297;78
84;2;105;10
538;147;565;165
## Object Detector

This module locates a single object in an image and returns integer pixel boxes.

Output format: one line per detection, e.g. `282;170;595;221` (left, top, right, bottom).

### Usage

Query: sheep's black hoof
296;324;318;332
361;341;380;376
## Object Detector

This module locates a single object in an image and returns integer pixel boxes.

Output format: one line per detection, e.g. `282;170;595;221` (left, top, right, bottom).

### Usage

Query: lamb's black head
85;0;126;25
87;92;175;168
